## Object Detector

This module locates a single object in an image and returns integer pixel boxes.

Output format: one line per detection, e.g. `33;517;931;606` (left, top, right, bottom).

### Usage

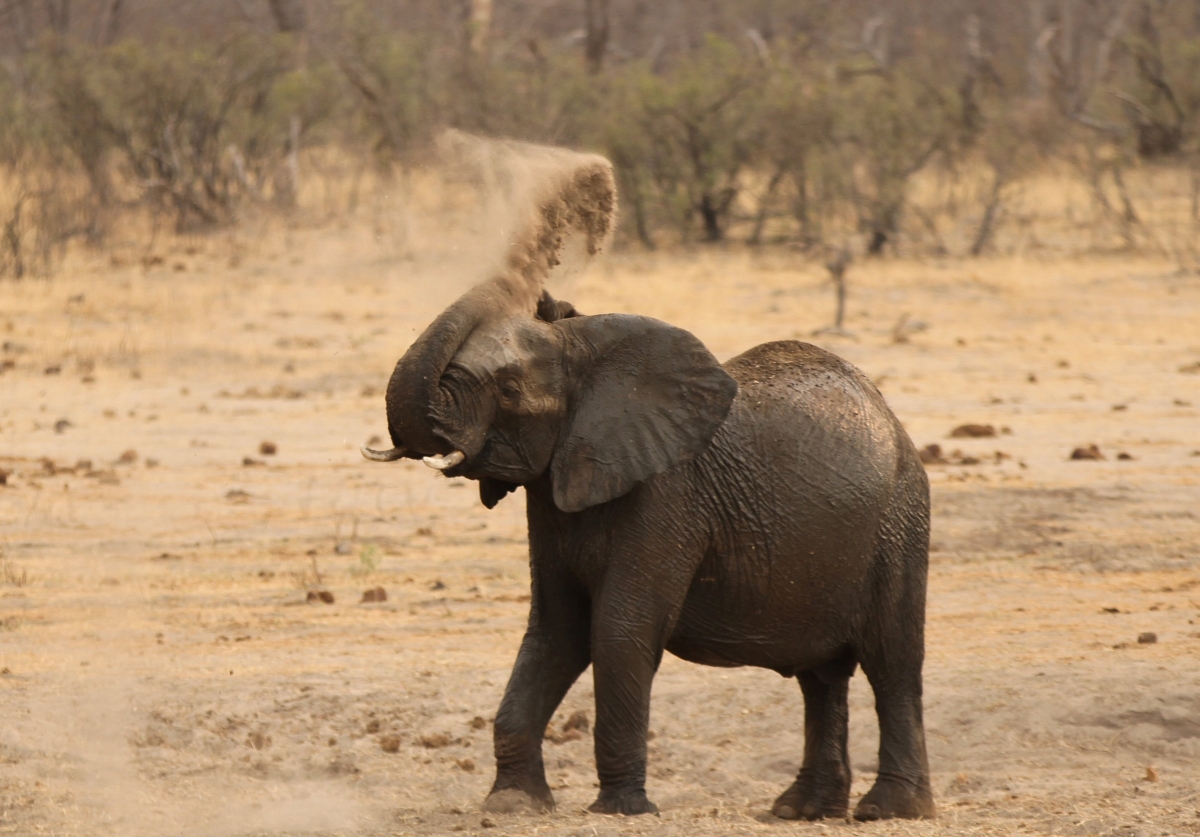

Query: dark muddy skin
373;289;934;821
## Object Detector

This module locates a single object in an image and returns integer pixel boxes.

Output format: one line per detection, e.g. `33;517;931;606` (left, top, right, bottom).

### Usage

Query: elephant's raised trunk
383;141;617;457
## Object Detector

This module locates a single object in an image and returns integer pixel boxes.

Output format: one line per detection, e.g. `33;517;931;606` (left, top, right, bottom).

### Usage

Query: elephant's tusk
423;451;465;470
360;445;407;462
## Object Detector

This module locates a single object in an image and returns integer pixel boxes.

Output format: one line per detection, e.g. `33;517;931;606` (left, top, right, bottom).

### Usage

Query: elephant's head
362;153;738;512
364;285;738;512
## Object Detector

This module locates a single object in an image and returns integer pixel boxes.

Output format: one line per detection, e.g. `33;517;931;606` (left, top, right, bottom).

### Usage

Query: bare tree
267;0;304;33
585;0;609;74
44;0;67;34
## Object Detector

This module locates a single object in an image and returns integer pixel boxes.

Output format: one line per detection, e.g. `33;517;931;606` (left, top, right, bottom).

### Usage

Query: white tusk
423;451;465;470
361;446;407;462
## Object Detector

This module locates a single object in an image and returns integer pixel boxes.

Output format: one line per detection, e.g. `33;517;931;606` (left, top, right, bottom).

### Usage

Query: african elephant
362;274;935;821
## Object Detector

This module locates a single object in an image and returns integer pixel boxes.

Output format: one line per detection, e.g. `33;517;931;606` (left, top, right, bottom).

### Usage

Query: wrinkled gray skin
369;280;934;821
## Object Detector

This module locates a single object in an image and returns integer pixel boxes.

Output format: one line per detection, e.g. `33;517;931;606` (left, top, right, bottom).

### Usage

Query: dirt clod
562;710;590;733
380;735;401;753
480;818;496;828
1070;444;1105;460
54;419;71;433
366;719;381;734
919;444;947;464
1117;452;1135;460
259;441;277;455
420;733;451;748
306;590;334;604
1145;766;1159;782
950;424;996;438
242;457;264;467
470;716;488;730
361;586;387;603
456;758;476;772
1137;632;1157;644
116;449;139;465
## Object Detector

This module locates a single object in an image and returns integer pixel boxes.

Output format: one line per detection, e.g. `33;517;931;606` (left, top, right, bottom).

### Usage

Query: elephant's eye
500;379;522;399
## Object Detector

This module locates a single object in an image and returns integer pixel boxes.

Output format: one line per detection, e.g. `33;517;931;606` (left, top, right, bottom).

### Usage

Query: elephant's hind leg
772;663;853;820
853;483;935;821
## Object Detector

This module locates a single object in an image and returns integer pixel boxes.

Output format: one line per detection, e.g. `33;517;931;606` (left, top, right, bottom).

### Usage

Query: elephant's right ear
550;314;737;513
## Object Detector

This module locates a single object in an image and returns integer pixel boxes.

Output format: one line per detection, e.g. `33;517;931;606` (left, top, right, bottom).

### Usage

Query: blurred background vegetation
1;0;1199;277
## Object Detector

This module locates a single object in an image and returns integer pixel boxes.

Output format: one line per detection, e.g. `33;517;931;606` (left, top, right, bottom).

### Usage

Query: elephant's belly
666;570;860;675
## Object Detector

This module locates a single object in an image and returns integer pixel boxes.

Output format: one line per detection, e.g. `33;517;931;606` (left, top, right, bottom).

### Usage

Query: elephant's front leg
587;594;671;816
485;584;590;814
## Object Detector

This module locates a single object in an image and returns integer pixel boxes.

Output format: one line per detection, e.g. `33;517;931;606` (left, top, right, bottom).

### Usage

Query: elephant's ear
551;314;738;513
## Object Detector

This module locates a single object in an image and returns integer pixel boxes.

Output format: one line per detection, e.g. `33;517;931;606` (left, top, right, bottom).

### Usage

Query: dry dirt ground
1;224;1199;837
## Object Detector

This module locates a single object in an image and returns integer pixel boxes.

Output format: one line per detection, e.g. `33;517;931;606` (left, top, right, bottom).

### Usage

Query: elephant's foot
588;788;659;816
771;771;850;820
853;775;935;821
483;787;555;814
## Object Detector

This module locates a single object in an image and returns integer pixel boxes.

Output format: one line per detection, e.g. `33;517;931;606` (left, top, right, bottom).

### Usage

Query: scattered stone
430;579;445;590
44;365;61;375
242;457;264;467
470;716;488;730
415;527;434;538
54;419;71;433
116;449;139;465
0;359;13;372
1145;766;1159;782
259;441;277;456
366;719;381;734
361;586;387;603
41;458;57;474
456;758;476;772
380;735;401;753
246;731;270;750
1112;404;1128;411
480;818;495;829
562;710;590;734
0;470;8;486
1027;373;1037;383
1069;444;1105;461
1117;452;1135;461
1102;607;1121;614
919;444;947;465
151;553;182;561
307;590;334;604
0;667;11;675
420;733;452;749
1179;361;1200;374
1137;632;1157;645
950;424;996;438
225;489;250;503
145;458;159;468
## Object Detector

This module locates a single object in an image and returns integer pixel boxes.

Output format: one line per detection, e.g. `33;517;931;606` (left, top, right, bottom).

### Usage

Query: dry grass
0;195;1198;836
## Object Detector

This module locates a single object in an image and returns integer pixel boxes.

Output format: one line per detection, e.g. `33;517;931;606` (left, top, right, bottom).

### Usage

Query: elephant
362;275;936;821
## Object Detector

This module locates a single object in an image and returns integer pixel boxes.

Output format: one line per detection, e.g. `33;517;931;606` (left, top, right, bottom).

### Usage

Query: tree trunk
698;194;723;242
584;0;609;74
267;0;305;33
44;0;68;34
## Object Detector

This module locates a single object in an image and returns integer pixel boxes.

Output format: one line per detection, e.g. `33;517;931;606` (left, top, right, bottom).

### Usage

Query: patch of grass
349;544;380;577
1;558;28;587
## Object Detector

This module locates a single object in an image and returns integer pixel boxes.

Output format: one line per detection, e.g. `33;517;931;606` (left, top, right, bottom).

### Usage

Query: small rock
1117;452;1134;460
480;818;495;829
306;590;335;604
380;735;401;753
242;457;264;467
44;365;61;375
361;586;387;603
246;731;270;750
334;541;353;555
366;435;383;447
470;716;488;730
366;719;381;734
1070;444;1105;461
259;441;277;456
0;470;8;486
420;733;452;749
1145;766;1159;782
430;579;445;590
562;710;590;733
950;424;996;438
456;758;476;772
145;458;159;468
919;444;947;465
116;449;138;465
226;489;250;502
54;419;71;433
1137;632;1157;645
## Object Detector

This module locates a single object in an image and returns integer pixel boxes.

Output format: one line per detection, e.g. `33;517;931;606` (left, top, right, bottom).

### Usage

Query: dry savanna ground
1;215;1199;837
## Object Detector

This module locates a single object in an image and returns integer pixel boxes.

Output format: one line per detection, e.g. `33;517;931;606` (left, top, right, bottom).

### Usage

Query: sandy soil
2;223;1199;837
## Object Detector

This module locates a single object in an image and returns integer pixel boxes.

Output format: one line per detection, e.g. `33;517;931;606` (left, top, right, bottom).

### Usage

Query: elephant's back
721;340;906;479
